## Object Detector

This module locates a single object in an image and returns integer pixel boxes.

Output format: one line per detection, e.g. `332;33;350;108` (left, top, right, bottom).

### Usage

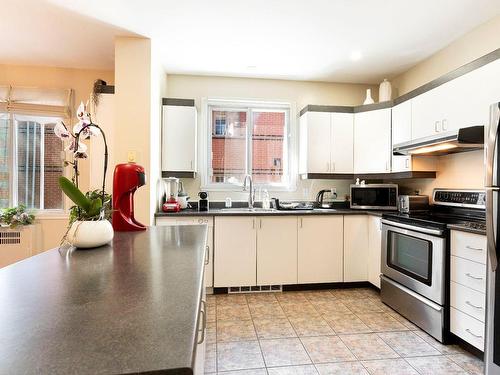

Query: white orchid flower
66;139;88;155
54;121;70;139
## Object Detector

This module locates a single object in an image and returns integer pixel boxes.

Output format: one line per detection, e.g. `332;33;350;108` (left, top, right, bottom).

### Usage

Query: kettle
315;189;337;208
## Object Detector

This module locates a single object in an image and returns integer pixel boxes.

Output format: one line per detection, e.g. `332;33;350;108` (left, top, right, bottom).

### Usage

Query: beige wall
166;74;377;202
393;15;500;196
392;14;500;96
0;63;114;251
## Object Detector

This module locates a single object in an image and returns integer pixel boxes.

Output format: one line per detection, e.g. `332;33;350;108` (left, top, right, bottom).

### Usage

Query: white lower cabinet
257;217;298;285
297;216;343;284
214;217;257;287
343;215;369;282
367;216;382;288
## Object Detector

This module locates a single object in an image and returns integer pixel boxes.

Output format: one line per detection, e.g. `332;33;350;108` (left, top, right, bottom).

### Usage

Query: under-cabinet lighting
408;143;458;155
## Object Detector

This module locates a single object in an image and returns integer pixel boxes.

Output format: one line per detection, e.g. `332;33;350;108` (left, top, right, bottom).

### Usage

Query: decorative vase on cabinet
363;89;375;105
379;79;392;102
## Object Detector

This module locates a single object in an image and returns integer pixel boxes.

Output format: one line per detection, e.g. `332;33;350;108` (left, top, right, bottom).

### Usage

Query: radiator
0;226;35;268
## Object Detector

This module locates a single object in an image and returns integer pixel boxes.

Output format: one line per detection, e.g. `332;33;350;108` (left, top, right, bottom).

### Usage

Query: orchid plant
55;101;110;224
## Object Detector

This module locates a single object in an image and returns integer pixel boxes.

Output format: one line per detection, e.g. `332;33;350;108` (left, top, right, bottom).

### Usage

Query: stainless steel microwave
350;184;398;210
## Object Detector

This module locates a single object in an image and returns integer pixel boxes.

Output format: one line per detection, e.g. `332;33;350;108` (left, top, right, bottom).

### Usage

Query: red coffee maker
112;163;147;231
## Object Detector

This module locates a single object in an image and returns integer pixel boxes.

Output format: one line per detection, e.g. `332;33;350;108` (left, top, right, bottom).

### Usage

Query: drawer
451;230;487;264
450;281;486;322
156;216;213;226
451;255;486;293
450;307;485;351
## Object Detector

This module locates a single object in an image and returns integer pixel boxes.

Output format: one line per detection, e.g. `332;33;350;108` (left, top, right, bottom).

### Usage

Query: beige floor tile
281;302;320;318
207;303;217;323
217;341;265;371
323;313;372;334
253;318;297;339
300;335;356;363
246;293;278;304
207;321;217;344
217;304;252;321
377;331;440;357
315;361;368;375
413;330;467;355
356;313;407;332
217;294;249;306
205;343;217;373
355;288;380;299
304;291;336;302
361;358;419;375
217;320;257;342
343;299;386;314
447;353;484;375
310;299;351;315
405;356;467;374
340;333;399;361
275;292;309;302
260;338;312;367
288;316;334;337
329;289;365;300
267;364;318;375
385;311;420;331
249;302;286;319
219;369;268;375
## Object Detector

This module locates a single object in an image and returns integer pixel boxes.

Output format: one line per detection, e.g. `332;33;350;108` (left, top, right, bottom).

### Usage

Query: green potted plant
0;205;35;228
55;101;113;249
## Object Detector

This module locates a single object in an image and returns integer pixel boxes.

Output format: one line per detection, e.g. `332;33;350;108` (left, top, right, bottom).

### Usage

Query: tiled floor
205;288;484;375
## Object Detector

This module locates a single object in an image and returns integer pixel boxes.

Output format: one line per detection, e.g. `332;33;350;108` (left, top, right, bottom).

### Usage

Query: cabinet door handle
465;301;483;310
205;245;210;265
465;273;483;280
326;162;330;172
466;245;484;251
442;119;448;131
197;300;207;344
252;219;255;229
465;328;483;339
331;162;335;172
405;158;410;169
299;217;303;228
435;121;440;132
259;219;262;229
190;160;194;169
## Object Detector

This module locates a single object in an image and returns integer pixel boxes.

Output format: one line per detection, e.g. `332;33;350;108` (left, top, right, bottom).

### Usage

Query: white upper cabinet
162;100;197;173
299;111;353;174
354;108;391;174
391;101;412;172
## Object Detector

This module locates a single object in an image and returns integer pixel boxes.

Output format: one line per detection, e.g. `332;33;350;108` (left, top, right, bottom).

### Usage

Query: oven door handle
381;219;444;236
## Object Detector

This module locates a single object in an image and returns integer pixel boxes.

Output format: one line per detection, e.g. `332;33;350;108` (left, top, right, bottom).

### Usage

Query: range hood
393;126;484;156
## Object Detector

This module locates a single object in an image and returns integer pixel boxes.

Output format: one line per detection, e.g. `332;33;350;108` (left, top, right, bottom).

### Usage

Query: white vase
363;89;375;105
67;220;114;249
379;78;392;102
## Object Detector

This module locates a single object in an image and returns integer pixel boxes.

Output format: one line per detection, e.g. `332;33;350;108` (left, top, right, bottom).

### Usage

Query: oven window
387;231;432;285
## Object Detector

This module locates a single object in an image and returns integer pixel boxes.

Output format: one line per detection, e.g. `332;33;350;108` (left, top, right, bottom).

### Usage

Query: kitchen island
0;226;208;375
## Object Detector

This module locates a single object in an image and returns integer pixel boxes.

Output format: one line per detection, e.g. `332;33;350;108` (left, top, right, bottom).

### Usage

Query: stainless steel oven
350;184;398;210
381;219;447;342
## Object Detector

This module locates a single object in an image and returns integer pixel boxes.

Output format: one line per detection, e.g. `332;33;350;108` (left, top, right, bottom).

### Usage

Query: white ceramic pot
363;88;375;105
67;220;114;249
379;78;392;102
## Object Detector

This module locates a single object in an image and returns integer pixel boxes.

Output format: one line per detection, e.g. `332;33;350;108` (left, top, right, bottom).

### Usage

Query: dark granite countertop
155;207;386;218
447;223;486;236
0;226;208;375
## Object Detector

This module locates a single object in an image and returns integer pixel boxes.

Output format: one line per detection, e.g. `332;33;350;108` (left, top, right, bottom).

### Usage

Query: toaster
398;195;429;213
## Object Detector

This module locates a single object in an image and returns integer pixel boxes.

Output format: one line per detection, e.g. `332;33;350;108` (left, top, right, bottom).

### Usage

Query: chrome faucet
243;175;255;208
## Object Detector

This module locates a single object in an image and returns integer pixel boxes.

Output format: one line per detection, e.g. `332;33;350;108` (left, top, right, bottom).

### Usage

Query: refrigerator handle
485;104;500;188
486;188;499;272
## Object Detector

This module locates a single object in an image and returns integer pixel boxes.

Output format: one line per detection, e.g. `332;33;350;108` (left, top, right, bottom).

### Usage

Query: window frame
1;111;67;214
201;98;296;192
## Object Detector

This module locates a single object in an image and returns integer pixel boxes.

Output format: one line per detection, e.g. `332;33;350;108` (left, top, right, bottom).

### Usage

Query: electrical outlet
127;150;137;163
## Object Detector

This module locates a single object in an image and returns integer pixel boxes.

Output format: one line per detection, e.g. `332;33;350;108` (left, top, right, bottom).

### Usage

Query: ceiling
2;0;500;83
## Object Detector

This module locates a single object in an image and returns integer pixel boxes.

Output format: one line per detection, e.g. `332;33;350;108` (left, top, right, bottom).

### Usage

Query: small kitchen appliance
381;188;486;343
350;183;398;210
112;163;147;231
398;195;429;213
162;177;181;212
177;181;190;210
198;191;209;211
315;189;337;208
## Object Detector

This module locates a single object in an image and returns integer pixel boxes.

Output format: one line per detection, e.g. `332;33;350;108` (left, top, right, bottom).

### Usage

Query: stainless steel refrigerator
486;102;500;374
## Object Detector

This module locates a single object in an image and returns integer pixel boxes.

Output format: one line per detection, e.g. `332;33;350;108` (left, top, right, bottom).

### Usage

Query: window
0;86;71;211
206;100;291;189
0;114;64;210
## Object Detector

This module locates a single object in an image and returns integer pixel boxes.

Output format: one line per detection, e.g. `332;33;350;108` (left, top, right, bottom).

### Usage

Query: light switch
127;150;137;163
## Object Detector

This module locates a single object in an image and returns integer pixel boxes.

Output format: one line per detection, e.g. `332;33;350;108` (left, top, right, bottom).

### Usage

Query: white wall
165;74;377;203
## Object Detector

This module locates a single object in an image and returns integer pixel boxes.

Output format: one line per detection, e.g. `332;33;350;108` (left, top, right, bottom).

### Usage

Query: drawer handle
465;328;483;339
197;300;207;344
466;245;484;251
465;273;483;280
198;219;204;224
465;301;483;310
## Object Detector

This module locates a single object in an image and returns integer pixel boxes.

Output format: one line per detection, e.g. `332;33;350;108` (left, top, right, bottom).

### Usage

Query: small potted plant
0;205;35;228
55;101;113;249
